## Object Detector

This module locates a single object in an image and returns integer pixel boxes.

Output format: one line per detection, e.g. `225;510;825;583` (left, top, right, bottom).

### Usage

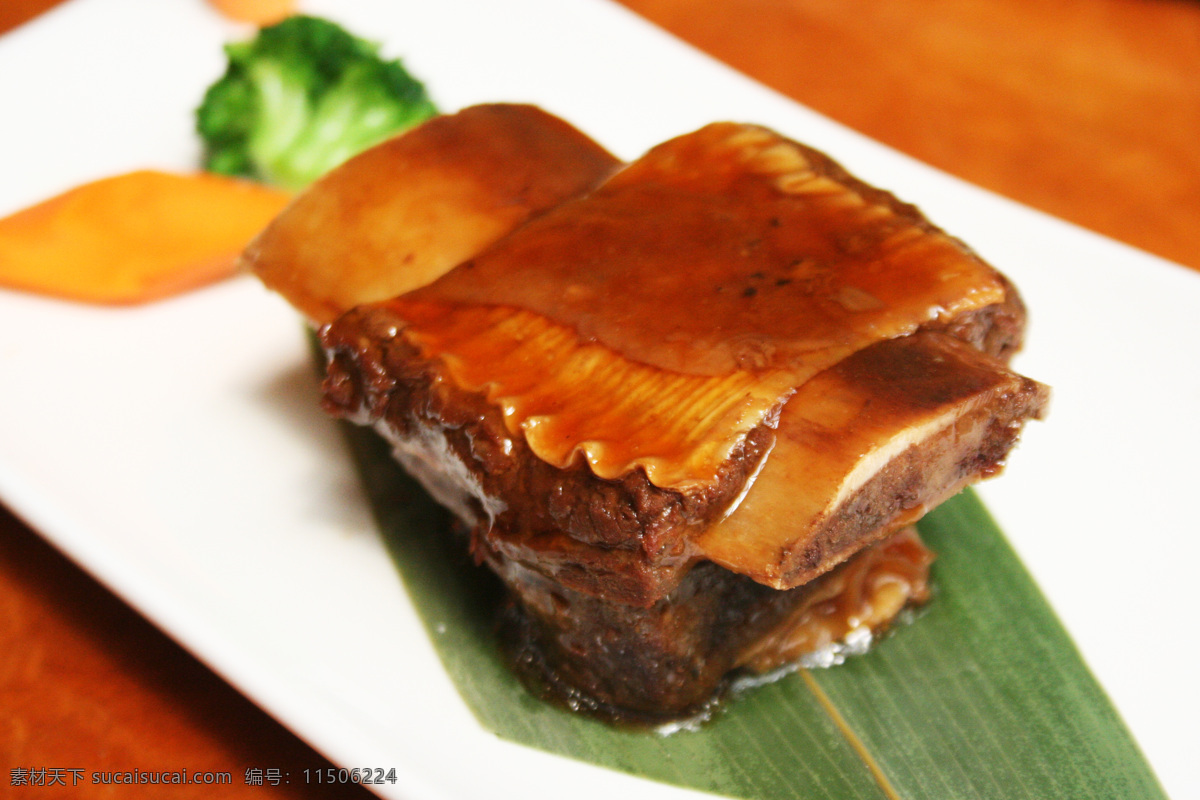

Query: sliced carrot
205;0;296;25
0;170;291;305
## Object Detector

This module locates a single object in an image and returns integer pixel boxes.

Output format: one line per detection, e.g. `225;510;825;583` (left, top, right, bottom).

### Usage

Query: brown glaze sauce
734;527;933;675
403;123;1005;377
385;122;1009;490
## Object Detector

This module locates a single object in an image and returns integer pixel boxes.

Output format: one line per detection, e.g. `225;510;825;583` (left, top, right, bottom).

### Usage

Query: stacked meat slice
246;104;1049;722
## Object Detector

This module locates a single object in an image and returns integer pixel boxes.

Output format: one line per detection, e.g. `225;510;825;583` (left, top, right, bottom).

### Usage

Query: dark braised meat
246;105;1049;720
499;528;933;722
322;323;1047;606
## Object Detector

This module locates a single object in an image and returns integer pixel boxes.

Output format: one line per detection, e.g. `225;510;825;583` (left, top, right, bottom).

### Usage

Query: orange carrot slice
0;170;291;305
205;0;296;25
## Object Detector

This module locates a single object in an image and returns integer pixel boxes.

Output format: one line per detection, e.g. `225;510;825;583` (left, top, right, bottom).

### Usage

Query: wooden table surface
2;0;1198;796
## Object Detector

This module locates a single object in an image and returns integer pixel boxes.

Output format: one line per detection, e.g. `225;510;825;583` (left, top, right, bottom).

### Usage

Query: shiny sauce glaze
734;527;933;675
386;122;1011;490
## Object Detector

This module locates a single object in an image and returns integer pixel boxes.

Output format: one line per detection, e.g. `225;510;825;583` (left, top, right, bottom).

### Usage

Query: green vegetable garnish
197;15;438;191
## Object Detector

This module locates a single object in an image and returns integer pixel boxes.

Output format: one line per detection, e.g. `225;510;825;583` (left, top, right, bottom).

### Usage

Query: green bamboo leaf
342;421;1167;799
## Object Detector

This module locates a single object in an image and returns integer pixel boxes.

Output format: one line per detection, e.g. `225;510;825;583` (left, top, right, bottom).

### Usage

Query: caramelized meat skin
370;123;1027;498
320;118;1034;567
401;123;1022;377
322;308;761;560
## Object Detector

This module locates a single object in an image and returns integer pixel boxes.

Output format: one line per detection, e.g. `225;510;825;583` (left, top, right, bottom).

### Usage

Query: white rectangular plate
1;1;1197;798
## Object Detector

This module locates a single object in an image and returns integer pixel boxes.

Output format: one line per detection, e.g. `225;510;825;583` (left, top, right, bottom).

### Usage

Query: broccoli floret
197;15;437;191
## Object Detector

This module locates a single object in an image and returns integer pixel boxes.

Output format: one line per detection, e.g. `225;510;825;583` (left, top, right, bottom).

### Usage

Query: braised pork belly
245;104;1048;721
